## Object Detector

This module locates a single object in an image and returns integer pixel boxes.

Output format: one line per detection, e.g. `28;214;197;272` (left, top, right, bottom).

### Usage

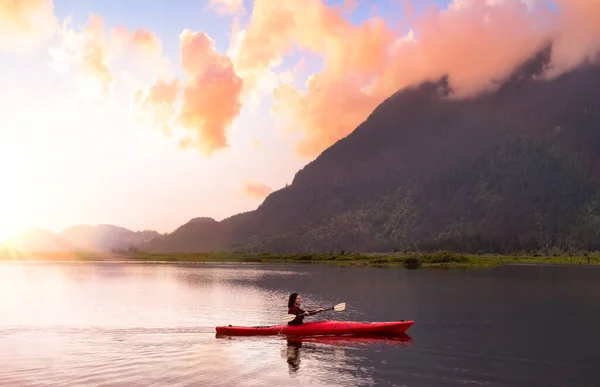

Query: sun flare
0;195;29;244
0;199;26;243
0;147;36;243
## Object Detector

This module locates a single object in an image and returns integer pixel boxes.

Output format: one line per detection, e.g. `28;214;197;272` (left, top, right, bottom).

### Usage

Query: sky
0;0;599;241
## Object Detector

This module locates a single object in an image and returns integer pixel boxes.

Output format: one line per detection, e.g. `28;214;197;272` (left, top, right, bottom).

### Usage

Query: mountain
136;217;230;253
60;224;161;251
11;225;160;252
140;46;600;254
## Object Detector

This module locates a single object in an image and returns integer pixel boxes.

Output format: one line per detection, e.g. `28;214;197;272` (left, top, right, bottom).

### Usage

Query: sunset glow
0;146;36;242
1;0;599;237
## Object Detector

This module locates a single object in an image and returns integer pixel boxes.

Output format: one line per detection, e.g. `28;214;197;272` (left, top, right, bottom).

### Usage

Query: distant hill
136;217;230;253
11;224;160;252
137;47;600;254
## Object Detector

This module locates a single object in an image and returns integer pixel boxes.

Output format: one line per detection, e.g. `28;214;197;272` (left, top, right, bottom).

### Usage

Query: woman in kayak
287;293;324;325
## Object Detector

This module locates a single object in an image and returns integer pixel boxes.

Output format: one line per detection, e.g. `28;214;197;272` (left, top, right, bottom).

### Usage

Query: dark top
287;306;318;325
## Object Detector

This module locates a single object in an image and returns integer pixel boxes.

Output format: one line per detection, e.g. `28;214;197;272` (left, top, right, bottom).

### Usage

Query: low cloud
244;182;273;199
548;0;600;77
273;73;382;158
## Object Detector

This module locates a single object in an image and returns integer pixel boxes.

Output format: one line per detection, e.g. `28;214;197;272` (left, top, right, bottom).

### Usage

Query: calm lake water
1;262;599;386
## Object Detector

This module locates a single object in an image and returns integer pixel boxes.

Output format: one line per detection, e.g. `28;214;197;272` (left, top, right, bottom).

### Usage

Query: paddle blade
333;302;346;311
282;314;298;323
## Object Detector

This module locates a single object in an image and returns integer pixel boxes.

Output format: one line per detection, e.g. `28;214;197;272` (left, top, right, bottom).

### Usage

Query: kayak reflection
284;333;413;347
285;339;302;373
283;333;413;374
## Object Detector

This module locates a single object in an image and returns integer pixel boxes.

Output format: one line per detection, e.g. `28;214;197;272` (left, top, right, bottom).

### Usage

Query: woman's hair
288;293;298;308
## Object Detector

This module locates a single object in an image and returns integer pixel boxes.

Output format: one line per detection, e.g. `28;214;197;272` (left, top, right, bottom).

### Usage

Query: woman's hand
317;308;324;312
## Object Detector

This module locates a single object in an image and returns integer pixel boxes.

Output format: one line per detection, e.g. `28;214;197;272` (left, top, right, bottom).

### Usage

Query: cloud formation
209;0;245;15
133;29;245;156
273;74;382;157
548;0;600;77
233;0;395;78
244;182;273;199
14;0;600;161
50;14;168;96
227;21;297;114
80;14;114;94
177;29;244;155
371;0;551;98
110;26;163;61
133;78;181;135
229;0;600;158
0;0;57;53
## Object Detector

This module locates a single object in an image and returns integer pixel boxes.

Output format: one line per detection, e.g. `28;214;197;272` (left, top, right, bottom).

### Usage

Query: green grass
1;249;599;269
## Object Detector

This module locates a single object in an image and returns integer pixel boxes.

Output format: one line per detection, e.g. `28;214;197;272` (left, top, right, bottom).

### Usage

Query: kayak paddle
281;302;346;322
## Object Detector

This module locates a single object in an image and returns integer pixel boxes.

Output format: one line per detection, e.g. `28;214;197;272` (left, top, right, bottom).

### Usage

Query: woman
287;293;324;325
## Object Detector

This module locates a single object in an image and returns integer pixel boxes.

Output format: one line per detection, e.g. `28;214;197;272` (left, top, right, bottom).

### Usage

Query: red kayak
215;320;414;336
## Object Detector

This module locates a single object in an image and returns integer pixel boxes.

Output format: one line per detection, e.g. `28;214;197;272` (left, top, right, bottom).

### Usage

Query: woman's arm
305;307;325;315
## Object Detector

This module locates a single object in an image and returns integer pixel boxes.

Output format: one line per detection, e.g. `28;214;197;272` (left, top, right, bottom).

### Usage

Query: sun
0;93;88;245
0;206;21;244
0;148;36;244
0;183;30;244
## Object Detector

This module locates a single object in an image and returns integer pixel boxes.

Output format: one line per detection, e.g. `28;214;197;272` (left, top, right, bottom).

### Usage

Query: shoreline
1;250;598;269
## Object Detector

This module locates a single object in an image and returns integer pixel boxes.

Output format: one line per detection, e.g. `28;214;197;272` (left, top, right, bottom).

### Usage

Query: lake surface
1;262;599;386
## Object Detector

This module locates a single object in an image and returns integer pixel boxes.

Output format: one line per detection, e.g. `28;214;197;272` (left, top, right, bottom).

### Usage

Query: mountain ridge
8;224;161;252
138;44;600;254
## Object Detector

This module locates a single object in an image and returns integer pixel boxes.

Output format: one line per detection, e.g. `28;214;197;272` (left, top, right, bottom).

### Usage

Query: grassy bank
1;249;599;268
